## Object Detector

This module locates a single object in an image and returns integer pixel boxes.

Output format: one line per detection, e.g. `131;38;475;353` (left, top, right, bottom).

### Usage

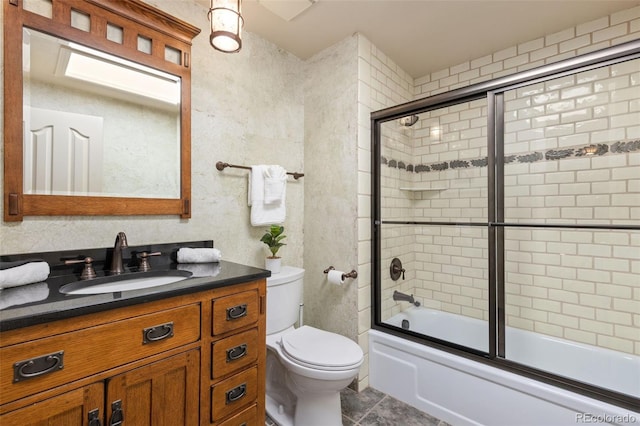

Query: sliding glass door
372;43;640;408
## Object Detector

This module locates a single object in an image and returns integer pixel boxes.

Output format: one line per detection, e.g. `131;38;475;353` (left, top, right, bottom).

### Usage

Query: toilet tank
266;266;304;335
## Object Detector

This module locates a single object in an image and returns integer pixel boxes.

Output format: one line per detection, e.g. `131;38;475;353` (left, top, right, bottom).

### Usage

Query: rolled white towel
177;248;222;264
0;261;50;290
177;263;221;277
0;282;49;310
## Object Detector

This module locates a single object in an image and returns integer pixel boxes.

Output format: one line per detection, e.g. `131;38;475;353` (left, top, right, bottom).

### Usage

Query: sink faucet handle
138;251;161;272
65;256;97;280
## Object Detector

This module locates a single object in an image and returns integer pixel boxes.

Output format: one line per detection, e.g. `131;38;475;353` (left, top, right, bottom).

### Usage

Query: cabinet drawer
217;403;257;426
0;303;200;405
212;290;259;335
210;366;257;422
211;328;258;379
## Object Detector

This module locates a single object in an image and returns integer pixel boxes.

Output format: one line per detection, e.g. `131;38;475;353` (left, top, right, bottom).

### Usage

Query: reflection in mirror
23;28;181;198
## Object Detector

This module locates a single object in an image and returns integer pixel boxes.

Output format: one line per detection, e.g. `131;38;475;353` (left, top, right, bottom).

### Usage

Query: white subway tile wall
373;8;640;359
358;6;640;388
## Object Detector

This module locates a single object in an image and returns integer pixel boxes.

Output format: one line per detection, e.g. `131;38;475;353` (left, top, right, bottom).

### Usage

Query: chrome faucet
110;232;128;274
393;290;421;307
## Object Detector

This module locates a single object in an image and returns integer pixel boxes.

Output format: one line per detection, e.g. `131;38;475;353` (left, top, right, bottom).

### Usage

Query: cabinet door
106;349;200;426
0;382;103;426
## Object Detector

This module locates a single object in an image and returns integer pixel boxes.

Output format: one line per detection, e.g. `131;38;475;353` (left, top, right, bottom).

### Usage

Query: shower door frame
371;38;640;411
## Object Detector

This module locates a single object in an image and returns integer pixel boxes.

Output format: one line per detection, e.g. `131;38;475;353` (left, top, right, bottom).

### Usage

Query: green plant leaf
261;225;286;257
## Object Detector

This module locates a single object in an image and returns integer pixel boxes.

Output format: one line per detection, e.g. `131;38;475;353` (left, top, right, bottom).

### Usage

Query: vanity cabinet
1;351;198;426
0;382;103;426
0;279;266;426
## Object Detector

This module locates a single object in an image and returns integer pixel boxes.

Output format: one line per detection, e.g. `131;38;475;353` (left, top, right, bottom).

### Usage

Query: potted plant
260;224;286;274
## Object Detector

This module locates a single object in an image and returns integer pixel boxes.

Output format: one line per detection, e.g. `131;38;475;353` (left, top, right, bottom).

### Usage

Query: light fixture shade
208;0;244;53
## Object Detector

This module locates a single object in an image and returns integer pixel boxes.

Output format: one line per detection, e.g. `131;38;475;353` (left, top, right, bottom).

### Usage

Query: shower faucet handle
392;265;405;280
390;258;405;281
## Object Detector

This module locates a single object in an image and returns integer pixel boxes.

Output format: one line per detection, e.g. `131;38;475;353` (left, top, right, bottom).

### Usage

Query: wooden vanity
0;243;268;426
0;280;266;426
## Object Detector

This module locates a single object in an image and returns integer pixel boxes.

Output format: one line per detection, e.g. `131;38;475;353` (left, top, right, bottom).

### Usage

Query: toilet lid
280;326;363;368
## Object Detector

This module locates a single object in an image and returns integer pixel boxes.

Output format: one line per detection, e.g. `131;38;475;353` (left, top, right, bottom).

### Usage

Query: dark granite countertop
0;241;270;332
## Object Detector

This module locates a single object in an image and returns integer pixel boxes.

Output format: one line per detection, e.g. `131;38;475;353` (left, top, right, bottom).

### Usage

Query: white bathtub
370;307;640;426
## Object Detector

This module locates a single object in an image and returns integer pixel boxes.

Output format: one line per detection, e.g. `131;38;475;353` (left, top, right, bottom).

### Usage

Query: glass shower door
377;99;490;353
500;58;640;397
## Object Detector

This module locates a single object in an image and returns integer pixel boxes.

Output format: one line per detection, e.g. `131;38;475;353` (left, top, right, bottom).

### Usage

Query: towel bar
216;161;304;180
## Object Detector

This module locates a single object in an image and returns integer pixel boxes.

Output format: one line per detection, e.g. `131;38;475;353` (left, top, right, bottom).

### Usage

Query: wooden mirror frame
3;0;200;222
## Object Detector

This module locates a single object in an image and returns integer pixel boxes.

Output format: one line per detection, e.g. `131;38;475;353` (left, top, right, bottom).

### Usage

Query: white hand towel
250;165;286;226
263;165;287;204
177;248;222;263
0;261;50;290
177;263;221;278
0;282;49;310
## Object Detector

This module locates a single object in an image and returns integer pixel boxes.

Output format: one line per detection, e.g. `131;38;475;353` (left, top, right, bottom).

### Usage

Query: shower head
398;115;419;127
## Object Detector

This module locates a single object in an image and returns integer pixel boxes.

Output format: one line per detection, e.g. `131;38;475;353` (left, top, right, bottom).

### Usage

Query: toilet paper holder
323;266;358;280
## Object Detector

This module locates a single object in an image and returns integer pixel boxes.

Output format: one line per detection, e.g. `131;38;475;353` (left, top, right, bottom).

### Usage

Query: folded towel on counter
263;165;287;204
0;282;49;310
177;248;222;263
177;263;221;278
0;260;50;290
250;165;286;226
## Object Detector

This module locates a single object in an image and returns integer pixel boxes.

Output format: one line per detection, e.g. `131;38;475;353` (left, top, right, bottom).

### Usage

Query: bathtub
369;307;640;426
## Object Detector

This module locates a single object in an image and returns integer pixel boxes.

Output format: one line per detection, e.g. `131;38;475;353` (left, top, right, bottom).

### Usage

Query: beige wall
302;35;359;346
0;1;305;271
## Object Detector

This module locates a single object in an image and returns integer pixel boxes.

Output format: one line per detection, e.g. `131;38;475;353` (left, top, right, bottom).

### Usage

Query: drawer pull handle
226;344;248;362
13;351;64;382
88;409;102;426
226;304;247;320
110;400;124;426
143;322;174;344
225;383;247;404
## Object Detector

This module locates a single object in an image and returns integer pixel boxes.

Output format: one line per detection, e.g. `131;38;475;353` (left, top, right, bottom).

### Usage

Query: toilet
265;266;364;426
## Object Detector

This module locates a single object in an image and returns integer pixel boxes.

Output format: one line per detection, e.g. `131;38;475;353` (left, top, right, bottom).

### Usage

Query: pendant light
208;0;244;53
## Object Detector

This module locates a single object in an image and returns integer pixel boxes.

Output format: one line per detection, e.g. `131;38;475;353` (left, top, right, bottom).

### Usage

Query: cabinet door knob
109;400;124;426
88;409;102;426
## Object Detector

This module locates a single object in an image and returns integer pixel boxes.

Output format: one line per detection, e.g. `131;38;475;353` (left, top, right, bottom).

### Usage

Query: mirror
3;0;200;221
23;29;181;199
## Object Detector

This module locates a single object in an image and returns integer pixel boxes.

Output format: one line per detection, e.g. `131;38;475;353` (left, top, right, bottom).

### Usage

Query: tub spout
393;290;420;306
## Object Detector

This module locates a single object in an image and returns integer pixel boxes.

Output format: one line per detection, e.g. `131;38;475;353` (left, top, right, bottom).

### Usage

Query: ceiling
226;0;640;78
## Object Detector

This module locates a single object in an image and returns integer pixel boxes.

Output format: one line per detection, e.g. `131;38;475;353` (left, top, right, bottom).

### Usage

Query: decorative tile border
381;139;640;173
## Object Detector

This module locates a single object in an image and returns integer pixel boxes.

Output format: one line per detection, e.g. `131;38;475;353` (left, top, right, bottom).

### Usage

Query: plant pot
265;257;281;274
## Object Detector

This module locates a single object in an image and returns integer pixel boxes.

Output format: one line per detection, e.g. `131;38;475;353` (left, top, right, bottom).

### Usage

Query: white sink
60;270;192;295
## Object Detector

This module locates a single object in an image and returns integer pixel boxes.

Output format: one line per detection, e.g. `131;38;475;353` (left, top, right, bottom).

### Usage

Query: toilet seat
279;326;363;371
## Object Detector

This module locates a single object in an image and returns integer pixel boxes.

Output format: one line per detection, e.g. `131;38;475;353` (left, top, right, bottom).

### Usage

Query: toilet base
265;391;343;426
266;393;294;426
266;350;346;426
294;390;343;426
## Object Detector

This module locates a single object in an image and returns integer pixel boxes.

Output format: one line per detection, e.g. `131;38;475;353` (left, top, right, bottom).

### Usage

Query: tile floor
266;387;452;426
